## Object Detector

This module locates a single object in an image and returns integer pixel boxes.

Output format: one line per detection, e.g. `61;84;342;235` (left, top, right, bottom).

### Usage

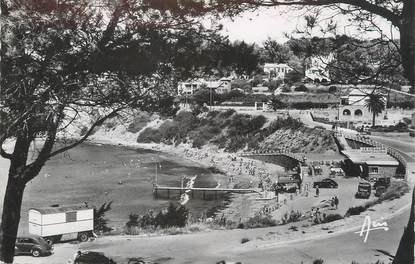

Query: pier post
215;190;218;200
203;190;206;200
167;189;170;199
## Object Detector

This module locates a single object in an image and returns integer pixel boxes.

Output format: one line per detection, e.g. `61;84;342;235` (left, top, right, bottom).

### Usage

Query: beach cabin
29;204;94;244
341;147;399;180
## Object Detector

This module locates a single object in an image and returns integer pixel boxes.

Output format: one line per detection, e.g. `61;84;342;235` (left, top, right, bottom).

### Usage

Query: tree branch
240;0;401;27
45;107;123;159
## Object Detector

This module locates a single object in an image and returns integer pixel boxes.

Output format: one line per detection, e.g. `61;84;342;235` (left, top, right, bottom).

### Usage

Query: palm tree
364;92;386;127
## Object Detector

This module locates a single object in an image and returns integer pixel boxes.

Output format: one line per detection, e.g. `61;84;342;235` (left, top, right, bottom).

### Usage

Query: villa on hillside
205;78;232;94
342;147;399;180
177;80;202;95
177;78;232;95
263;63;292;80
339;88;388;126
304;54;333;83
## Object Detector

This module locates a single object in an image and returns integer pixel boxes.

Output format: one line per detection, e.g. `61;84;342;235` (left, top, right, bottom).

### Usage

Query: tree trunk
372;112;376;127
0;177;26;264
400;0;415;88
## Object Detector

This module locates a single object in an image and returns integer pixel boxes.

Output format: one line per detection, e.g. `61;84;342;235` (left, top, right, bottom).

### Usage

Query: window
66;211;77;222
370;167;379;174
355;109;363;116
343;109;351;116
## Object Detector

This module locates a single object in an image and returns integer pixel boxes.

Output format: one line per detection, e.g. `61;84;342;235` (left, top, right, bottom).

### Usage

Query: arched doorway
343;109;351;116
354;109;363;116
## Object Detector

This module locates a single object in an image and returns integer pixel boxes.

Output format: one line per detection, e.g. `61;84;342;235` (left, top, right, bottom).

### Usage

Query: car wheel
44;237;53;245
78;232;89;242
31;249;41;257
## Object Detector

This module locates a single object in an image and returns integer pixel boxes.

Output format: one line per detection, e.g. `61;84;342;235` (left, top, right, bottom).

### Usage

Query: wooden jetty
152;185;260;200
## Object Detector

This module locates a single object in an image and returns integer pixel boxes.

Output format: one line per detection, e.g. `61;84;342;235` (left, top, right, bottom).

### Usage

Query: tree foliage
0;0;217;262
364;91;386;127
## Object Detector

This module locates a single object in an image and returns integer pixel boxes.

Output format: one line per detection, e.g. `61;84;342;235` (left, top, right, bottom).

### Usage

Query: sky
217;6;398;46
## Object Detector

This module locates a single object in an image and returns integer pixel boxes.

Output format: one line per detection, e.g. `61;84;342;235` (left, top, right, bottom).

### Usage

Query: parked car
74;251;116;264
355;182;371;199
373;177;391;190
15;235;53;257
313;178;338;188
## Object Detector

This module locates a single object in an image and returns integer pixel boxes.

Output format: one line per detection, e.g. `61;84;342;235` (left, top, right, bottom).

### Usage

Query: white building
305;66;330;83
263;63;292;80
305;54;334;83
339;88;388;126
205;78;232;94
177;78;232;95
177;81;202;95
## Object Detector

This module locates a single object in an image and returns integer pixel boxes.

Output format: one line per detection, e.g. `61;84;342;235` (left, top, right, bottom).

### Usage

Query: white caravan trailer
28;204;94;244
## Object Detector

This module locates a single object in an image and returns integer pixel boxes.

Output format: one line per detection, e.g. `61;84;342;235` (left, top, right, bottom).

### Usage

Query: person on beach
334;196;339;209
316;186;320;197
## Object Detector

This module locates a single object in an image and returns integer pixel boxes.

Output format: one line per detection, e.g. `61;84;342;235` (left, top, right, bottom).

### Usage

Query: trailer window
66;211;77;222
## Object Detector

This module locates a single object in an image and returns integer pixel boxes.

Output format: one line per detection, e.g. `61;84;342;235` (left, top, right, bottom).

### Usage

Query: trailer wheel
78;232;89;242
31;249;41;257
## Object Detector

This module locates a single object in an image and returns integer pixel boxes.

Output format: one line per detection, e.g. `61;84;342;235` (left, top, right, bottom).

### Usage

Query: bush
125;203;189;233
345;205;366;216
136;127;162;143
294;84;308;92
241;237;250;244
94;202;113;234
281;210;302;225
127;112;152;133
328;86;337;94
321;213;343;223
378;181;409;202
225;135;248;152
243;214;277;228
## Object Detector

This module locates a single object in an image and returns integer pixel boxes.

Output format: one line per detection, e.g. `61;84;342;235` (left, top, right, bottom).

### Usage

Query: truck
28;204;94;245
355;182;371;199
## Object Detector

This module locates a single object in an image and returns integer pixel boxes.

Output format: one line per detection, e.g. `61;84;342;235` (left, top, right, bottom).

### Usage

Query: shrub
94;202;113;234
313;259;324;264
243;214;277;228
345;205;366;216
136;127;162;143
126;213;140;228
328;86;337;94
241;237;250;244
125;203;189;233
378;181;409;202
294;84;308;92
321;213;343;223
225;135;248;152
80;126;89;136
127;112;152;133
281;210;302;225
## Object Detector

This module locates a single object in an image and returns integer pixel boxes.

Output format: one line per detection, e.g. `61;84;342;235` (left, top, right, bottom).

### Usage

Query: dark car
15;235;53;257
313;178;338;188
373;177;391;190
355;182;371;199
74;251;116;264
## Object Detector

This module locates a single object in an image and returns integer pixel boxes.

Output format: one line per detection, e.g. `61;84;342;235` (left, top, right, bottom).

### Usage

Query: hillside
137;110;338;154
258;127;338;153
